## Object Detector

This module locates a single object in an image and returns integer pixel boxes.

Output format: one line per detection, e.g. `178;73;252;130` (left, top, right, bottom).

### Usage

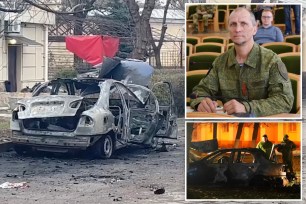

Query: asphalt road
0;119;186;204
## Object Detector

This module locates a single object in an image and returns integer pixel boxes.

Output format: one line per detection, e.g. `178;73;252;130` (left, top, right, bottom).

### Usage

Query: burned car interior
188;148;290;187
22;79;104;133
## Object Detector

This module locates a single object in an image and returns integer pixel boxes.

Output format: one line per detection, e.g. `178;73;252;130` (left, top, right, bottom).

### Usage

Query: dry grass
0;118;10;140
0;118;9;130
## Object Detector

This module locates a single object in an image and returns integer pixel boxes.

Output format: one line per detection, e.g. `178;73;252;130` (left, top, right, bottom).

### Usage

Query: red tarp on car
65;35;119;66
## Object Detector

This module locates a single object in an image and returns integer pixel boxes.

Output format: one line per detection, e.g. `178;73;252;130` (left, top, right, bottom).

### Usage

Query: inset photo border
185;3;302;120
185;121;302;201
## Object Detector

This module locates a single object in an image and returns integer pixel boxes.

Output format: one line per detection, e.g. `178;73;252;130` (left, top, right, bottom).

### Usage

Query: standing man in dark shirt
277;134;297;173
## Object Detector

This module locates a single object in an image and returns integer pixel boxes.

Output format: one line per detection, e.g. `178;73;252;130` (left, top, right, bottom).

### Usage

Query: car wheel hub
104;138;112;154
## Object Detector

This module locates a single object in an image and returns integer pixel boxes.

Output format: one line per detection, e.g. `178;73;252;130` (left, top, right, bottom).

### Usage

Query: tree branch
23;0;95;15
123;0;140;23
0;7;24;13
158;0;171;49
142;0;155;20
151;0;170;51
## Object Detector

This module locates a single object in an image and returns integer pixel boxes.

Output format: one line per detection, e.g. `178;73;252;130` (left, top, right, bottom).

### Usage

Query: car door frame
115;82;161;144
227;149;259;183
151;81;178;139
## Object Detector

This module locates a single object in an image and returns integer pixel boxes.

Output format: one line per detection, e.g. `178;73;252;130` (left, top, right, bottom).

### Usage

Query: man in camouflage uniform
256;134;273;159
277;134;297;173
191;5;216;33
190;7;293;117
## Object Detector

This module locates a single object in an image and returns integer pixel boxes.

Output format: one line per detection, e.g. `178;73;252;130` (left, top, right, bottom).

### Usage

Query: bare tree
123;0;155;60
148;0;171;69
124;0;183;68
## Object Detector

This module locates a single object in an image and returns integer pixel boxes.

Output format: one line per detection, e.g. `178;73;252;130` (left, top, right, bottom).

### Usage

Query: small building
0;5;55;92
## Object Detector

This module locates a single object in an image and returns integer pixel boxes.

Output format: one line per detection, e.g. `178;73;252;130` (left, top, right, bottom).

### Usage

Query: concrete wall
22;44;43;81
0;37;8;82
48;42;74;79
21;23;45;88
0;23;46;90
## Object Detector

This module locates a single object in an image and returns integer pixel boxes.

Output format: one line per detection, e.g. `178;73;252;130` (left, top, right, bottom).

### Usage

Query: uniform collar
228;43;259;69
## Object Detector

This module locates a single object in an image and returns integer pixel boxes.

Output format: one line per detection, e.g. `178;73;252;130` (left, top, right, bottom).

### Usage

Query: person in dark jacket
277;134;297;173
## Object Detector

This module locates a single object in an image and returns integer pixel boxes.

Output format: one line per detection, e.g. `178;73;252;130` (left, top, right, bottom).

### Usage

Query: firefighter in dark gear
277;134;297;173
190;7;293;117
256;134;273;159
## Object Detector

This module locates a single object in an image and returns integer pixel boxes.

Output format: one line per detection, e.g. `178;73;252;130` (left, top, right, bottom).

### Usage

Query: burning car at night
10;59;177;158
187;148;289;187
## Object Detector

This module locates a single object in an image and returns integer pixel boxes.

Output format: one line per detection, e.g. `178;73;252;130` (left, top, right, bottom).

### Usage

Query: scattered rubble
0;182;29;189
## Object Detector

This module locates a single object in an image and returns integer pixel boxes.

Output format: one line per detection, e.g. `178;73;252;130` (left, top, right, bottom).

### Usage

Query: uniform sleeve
196;6;202;14
242;58;294;116
190;61;220;109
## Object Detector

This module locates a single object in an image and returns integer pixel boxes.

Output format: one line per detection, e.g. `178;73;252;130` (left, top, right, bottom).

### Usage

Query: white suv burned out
10;59;177;158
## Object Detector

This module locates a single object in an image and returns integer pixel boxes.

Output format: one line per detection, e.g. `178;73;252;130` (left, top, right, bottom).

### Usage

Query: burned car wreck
10;59;177;158
187;148;290;187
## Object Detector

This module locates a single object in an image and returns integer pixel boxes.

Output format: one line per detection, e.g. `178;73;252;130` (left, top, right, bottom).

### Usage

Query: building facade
0;5;55;92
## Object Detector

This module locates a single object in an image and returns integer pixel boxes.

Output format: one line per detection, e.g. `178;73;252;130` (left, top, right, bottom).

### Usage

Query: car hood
17;95;84;119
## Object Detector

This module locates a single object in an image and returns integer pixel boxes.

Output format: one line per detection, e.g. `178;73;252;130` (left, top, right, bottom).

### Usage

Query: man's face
228;9;257;46
262;137;268;142
261;11;273;27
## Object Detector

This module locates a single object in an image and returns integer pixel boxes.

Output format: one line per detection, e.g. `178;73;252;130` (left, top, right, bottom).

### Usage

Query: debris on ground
113;196;122;201
0;182;29;189
149;184;165;194
154;188;165;194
